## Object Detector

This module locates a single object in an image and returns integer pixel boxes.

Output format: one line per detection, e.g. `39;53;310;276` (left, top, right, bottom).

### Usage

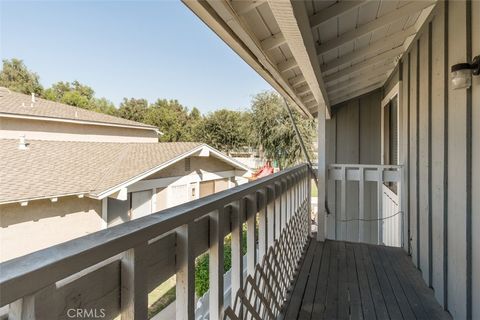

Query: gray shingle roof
0;139;203;203
0;89;157;130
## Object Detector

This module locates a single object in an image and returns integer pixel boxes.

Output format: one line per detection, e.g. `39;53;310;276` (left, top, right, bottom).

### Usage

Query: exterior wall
382;2;478;317
0;196;102;262
325;89;382;243
0;117;158;143
146;156;236;179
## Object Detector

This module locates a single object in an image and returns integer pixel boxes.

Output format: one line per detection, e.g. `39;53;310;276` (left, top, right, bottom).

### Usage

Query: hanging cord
283;98;331;215
334;211;403;223
283;98;317;183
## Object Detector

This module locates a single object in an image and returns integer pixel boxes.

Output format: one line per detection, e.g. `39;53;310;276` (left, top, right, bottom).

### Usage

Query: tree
117;98;149;123
144;99;193;142
194;109;251;153
43;81;95;109
0;59;43;95
250;91;315;168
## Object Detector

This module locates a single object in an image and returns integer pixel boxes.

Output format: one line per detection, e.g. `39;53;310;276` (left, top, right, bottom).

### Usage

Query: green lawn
148;275;176;318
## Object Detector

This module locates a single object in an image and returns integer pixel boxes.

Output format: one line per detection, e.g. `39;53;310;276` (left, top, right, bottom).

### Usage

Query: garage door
199;180;215;198
131;190;152;220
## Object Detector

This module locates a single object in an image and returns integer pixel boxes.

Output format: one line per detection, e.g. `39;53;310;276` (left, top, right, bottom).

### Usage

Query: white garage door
169;184;188;207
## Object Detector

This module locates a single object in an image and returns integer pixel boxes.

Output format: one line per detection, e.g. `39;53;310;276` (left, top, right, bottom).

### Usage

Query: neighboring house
0;89;250;262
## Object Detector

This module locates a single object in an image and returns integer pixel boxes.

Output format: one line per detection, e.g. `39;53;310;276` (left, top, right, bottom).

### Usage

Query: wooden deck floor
281;239;451;320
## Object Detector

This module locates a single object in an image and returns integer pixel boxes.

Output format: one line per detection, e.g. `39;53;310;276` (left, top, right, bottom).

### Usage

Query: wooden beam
230;0;265;15
321;44;404;73
209;209;225;320
327;73;388;94
316;2;435;54
330;81;384;105
260;32;286;51
310;0;368;29
329;77;386;96
121;242;148;320
319;26;415;68
277;58;297;73
325;62;395;85
296;84;311;95
176;223;195;320
288;74;306;87
324;48;400;83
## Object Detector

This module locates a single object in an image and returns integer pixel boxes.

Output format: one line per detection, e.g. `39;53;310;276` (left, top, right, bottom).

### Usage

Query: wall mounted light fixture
451;55;480;90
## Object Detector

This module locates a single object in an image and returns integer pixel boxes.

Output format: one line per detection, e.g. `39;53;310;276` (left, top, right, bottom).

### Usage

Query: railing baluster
281;179;287;231
377;167;384;245
176;222;195;320
257;189;267;261
266;186;275;247
274;182;281;240
341;166;347;241
307;170;312;236
246;194;257;276
359;167;365;243
209;208;225;320
121;242;148;320
8;295;35;320
231;199;244;309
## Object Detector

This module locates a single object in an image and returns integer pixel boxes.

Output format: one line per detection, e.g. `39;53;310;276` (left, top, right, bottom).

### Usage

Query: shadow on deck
282;239;451;320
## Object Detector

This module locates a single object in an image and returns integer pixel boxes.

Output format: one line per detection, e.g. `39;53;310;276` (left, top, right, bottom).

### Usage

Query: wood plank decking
281;239;451;320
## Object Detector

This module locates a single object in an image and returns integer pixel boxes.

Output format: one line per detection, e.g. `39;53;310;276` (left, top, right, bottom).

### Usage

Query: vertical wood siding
328;1;478;317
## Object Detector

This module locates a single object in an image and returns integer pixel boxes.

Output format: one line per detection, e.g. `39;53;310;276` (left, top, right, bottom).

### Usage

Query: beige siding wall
0;196;102;262
146;156;235;179
0;117;158;143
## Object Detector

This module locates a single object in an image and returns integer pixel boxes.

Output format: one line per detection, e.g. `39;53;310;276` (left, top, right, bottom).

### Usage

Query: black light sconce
451;55;480;90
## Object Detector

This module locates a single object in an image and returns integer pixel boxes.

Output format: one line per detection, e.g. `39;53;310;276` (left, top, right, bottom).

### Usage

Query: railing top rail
328;164;403;169
0;163;309;307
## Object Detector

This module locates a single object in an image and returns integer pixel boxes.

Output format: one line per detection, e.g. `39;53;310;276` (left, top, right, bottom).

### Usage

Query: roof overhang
92;144;251;200
0;112;159;133
182;0;437;118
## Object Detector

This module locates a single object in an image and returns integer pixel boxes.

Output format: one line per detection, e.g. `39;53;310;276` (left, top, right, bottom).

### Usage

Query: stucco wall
0;117;158;143
0;196;102;262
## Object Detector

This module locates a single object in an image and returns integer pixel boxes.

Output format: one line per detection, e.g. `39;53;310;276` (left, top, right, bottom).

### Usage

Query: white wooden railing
328;164;403;247
0;164;311;320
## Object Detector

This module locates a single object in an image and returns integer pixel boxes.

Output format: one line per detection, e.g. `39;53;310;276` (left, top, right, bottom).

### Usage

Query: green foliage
250;91;315;168
193;109;252;152
194;227;248;297
118;98;149;123
0;59;43;95
144;99;199;142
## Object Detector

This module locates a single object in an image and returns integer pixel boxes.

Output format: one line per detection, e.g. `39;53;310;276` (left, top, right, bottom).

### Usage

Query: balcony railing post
231;199;244;308
274;182;281;240
209;208;225;320
359;167;365;243
257;189;267;260
121;242;148;320
281;179;287;231
266;186;275;248
307;168;312;237
341;166;347;240
8;295;35;320
377;167;384;245
176;222;195;320
246;194;257;276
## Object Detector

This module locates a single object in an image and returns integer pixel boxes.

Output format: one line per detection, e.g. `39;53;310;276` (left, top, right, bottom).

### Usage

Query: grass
148;275;176;319
311;181;318;197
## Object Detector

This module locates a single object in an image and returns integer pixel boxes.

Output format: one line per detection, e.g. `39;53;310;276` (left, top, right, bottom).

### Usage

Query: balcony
0;164;450;319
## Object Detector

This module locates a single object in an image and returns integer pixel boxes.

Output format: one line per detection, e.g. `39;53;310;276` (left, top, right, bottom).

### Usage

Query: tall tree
0;59;43;95
144;99;193;142
194;109;251;153
250;91;315;168
117;98;149;123
43;81;94;109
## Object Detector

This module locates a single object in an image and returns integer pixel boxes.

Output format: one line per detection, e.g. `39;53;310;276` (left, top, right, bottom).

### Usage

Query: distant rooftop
0;88;157;130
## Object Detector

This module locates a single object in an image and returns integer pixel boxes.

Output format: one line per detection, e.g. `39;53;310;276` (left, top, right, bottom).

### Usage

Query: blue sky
0;0;272;113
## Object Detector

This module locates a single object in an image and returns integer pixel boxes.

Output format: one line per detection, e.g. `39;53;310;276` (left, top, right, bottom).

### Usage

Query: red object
251;161;274;180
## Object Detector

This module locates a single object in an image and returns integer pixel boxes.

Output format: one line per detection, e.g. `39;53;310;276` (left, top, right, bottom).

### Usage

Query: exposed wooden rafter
310;0;368;29
260;32;286;51
330;81;385;105
325;62;395;85
321;44;404;73
327;72;388;94
288;74;306;87
277;58;297;73
319;26;415;69
316;1;435;55
230;0;265;15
